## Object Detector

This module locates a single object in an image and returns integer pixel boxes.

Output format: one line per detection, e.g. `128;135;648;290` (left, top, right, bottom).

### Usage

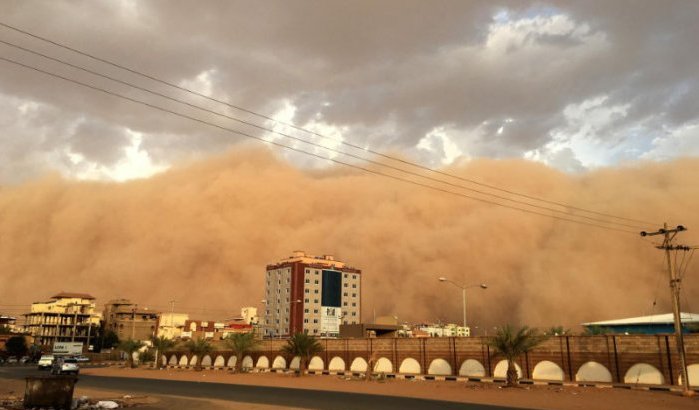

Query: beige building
157;312;190;339
23;292;100;348
265;251;361;338
103;299;159;342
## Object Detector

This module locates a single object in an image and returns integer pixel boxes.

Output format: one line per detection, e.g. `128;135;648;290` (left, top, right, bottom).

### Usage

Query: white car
51;357;79;375
38;355;54;370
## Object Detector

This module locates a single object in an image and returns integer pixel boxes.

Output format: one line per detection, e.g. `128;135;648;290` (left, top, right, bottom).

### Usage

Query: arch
289;356;301;370
178;355;188;366
189;355;198;366
576;361;612;382
168;355;178;366
428;358;452;376
309;356;324;371
201;355;212;367
227;355;237;368
213;355;225;367
374;357;393;373
160;355;167;366
350;357;368;372
256;356;270;369
242;355;254;369
328;357;346;372
493;360;522;379
398;358;421;374
678;363;699;387
272;356;287;369
624;363;663;385
532;361;565;381
459;359;486;377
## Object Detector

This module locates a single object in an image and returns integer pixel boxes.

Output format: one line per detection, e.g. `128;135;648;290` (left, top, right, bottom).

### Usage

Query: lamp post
438;277;487;331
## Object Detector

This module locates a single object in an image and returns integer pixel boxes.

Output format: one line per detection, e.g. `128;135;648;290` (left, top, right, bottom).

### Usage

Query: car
51;357;79;375
6;356;18;364
19;356;30;364
73;355;90;363
37;355;55;370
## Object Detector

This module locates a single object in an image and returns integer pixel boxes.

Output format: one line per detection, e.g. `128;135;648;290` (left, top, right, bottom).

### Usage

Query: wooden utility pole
640;223;693;395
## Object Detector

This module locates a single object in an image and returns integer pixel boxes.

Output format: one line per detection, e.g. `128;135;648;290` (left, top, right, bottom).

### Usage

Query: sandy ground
54;366;699;410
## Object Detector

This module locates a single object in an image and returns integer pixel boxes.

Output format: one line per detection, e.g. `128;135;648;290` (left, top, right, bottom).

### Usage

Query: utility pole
640;223;694;396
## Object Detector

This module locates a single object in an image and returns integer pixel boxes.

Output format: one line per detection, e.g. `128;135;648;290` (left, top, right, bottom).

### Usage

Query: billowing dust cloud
1;149;697;329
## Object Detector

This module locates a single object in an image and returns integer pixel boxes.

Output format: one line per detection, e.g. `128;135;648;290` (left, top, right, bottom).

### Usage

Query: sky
0;1;698;183
1;1;698;327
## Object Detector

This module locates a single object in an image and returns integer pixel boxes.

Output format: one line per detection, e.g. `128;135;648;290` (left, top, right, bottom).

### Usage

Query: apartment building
23;292;100;347
102;299;159;342
264;251;361;338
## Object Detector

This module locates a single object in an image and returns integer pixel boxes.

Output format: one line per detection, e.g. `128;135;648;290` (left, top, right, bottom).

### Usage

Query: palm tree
487;325;547;387
151;336;176;369
281;333;323;376
184;337;213;371
545;326;570;336
224;332;260;373
118;339;145;368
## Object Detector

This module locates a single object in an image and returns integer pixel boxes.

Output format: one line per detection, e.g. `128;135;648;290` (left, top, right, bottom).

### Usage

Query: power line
0;20;658;228
0;38;647;230
0;55;639;235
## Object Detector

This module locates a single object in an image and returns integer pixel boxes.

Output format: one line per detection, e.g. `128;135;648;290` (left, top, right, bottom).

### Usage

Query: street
0;366;526;410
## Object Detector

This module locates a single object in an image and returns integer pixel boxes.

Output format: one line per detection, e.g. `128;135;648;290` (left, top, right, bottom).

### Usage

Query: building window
352;293;356;297
305;289;310;293
306;269;310;273
305;279;310;283
304;299;309;303
352;303;356;307
343;292;348;297
313;319;318;323
315;271;319;275
343;302;347;306
314;289;319;294
352;312;356;316
353;275;357;280
314;299;318;303
304;319;308;323
313;309;318;314
352;284;357;288
344;274;348;279
304;309;309;313
344;283;348;287
314;280;319;284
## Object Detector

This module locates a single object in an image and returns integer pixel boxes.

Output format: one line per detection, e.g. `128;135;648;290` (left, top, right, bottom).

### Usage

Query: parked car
72;355;90;363
19;356;30;364
37;355;55;370
6;356;18;364
51;357;79;375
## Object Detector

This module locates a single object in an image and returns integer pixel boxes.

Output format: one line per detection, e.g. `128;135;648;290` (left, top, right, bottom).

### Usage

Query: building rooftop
583;312;699;326
51;292;96;300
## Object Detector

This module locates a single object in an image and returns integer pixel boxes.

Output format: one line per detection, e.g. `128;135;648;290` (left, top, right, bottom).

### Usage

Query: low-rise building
583;312;699;335
157;312;189;339
103;299;159;342
181;318;253;340
414;323;470;337
23;292;100;348
0;315;18;333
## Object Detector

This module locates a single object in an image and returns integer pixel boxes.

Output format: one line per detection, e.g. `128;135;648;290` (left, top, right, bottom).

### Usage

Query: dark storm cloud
0;0;698;182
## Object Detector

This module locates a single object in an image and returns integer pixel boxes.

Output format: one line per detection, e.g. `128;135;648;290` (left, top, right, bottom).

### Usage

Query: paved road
0;366;531;410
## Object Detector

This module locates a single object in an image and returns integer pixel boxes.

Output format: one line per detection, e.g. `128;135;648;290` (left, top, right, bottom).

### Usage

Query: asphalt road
0;365;531;410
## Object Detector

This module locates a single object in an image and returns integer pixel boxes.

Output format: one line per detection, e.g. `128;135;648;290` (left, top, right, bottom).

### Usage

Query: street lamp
438;277;487;331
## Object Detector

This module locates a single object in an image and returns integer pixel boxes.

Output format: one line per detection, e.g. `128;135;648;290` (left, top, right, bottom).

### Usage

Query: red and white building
264;251;362;338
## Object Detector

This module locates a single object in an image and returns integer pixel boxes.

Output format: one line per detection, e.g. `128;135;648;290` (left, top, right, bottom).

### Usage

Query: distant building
23;292;100;348
264;251;361;338
340;323;401;338
0;315;17;332
415;323;470;337
240;307;258;325
583;312;699;335
157;312;189;339
102;299;159;342
181;319;252;340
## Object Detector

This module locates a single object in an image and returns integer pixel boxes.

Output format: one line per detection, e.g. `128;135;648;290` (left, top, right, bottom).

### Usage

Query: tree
0;325;12;335
118;339;145;368
224;332;260;373
4;336;27;357
545;326;570;336
184;337;213;371
281;333;323;377
101;330;120;349
583;325;610;335
487;325;547;387
151;336;176;369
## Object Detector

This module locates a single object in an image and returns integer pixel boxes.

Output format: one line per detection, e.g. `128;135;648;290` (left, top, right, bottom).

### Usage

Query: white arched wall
242;355;254;369
256;356;270;369
189;355;198;366
399;358;421;374
576;361;612;382
160;355;167;366
213;355;225;367
428;359;452;376
169;355;178;366
678;363;699;387
624;363;663;385
178;355;188;366
272;356;287;369
532;361;565;381
374;357;393;373
201;355;212;367
309;356;324;371
459;359;486;377
493;360;522;378
350;357;368;372
328;357;346;371
227;356;237;368
290;356;301;370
